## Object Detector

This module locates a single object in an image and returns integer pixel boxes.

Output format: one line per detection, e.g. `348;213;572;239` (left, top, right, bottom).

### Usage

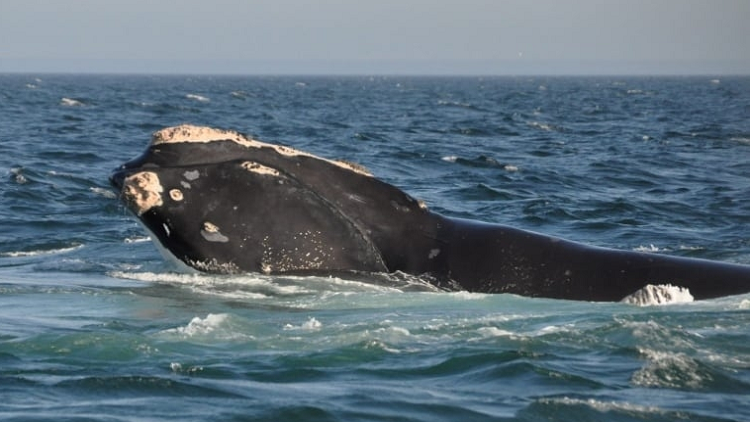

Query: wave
629;347;748;392
0;243;83;258
441;155;519;171
633;244;668;253
123;236;151;244
527;121;563;132
185;93;210;102
60;97;84;107
527;397;673;420
161;313;239;338
89;187;117;199
283;316;323;331
108;269;439;294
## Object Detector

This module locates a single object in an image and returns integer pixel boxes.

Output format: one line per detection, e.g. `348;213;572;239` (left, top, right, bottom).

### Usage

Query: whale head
110;125;426;274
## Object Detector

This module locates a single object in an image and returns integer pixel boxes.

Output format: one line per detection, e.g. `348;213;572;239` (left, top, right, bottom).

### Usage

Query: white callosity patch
169;189;183;201
183;170;200;181
151;124;372;176
180;170;199;190
201;221;229;243
123;171;163;215
152;125;247;145
241;161;281;177
621;284;694;306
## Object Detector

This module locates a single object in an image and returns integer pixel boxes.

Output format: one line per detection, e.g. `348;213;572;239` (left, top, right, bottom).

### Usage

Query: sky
1;0;749;75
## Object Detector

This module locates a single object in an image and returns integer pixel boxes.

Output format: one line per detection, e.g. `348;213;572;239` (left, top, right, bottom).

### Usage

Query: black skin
111;139;750;301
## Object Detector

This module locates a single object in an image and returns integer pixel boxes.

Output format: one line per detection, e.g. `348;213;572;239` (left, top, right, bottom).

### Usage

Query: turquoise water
1;75;749;421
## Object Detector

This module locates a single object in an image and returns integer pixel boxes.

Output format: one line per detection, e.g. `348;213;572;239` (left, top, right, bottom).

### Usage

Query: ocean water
1;74;750;421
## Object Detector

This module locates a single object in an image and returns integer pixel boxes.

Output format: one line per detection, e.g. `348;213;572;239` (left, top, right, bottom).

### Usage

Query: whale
110;125;750;302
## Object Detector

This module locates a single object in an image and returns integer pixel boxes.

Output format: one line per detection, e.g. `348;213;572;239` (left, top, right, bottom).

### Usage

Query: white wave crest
124;236;151;244
1;243;83;258
60;97;84;106
621;284;694;306
538;397;663;415
633;244;669;253
631;348;706;389
477;326;515;338
90;187;117;199
284;317;323;331
169;313;229;336
527;121;558;132
185;93;210;102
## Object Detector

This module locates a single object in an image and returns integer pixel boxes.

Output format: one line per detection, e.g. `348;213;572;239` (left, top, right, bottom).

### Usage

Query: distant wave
185;93;210;102
442;155;519;171
527;121;563;132
60;97;84;107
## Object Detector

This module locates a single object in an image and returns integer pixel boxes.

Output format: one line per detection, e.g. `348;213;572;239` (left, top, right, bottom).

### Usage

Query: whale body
110;125;750;301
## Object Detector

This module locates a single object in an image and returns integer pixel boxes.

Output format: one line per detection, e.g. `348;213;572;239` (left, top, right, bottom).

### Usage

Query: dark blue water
1;74;750;421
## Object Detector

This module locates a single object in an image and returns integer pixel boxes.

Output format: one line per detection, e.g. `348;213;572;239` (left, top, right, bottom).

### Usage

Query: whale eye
169;189;184;201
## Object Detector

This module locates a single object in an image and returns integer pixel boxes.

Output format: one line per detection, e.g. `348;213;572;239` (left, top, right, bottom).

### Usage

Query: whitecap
107;271;298;299
123;236;151;244
90;187;117;199
477;326;515;338
537;397;663;415
164;313;229;337
60;97;84;107
159;313;255;342
284;317;323;331
1;243;83;258
621;284;694;306
631;348;706;389
678;245;704;252
170;362;203;374
527;121;557;132
441;155;458;163
633;244;669;253
185;93;210;102
447;291;487;300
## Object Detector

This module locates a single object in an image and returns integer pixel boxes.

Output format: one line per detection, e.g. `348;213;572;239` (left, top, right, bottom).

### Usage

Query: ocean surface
1;74;749;421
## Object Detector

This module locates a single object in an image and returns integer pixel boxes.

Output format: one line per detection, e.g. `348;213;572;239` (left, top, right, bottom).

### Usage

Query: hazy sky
1;0;749;75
